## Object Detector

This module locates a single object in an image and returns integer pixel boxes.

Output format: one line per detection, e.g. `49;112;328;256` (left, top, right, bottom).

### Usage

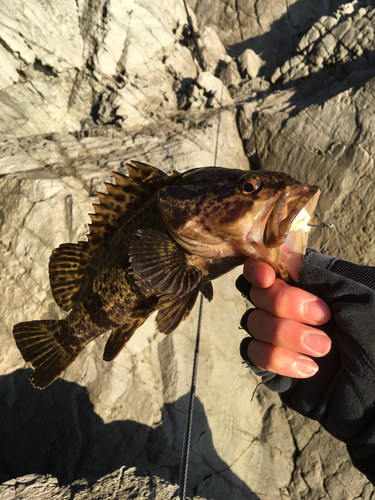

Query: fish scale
13;161;320;389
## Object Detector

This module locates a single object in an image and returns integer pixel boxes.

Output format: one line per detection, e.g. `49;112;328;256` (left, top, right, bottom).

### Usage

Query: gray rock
190;0;344;76
223;59;243;88
239;3;375;269
0;467;204;499
272;1;375;84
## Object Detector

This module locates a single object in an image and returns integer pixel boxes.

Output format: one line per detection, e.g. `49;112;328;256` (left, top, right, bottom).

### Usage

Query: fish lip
264;184;321;250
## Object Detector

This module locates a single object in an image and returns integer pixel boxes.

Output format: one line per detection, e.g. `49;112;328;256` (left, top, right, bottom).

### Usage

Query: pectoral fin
129;229;202;300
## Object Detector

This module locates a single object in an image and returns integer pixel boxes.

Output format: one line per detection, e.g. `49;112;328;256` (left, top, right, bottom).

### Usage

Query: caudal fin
13;320;80;389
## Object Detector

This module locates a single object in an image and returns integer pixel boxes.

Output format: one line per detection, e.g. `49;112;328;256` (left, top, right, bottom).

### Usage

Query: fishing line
177;31;226;500
308;222;343;258
178;293;203;499
213;77;225;166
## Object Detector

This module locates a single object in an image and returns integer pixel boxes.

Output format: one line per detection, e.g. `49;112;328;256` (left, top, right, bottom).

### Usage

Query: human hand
238;249;375;483
238;247;331;378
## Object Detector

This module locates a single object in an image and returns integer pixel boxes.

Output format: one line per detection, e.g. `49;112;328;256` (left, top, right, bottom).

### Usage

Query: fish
13;161;320;389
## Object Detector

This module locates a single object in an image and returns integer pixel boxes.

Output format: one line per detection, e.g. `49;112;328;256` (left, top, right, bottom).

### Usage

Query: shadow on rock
0;369;260;500
228;0;344;77
279;52;375;115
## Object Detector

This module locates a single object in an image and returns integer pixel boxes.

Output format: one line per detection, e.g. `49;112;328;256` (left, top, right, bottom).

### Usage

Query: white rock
0;0;84;72
0;45;20;90
94;0;184;82
164;43;198;80
237;49;262;80
200;26;231;74
0;0;199;137
189;84;206;110
196;72;233;107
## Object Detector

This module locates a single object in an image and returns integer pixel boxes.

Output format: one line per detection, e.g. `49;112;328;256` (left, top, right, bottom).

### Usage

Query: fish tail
13;320;81;389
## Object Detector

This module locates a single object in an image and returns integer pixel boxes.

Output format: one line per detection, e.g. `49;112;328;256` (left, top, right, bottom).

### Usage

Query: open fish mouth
263;185;321;278
283;189;321;255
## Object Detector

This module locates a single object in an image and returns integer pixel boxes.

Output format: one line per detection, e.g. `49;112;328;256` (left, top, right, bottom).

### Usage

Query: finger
250;278;331;325
247;340;319;378
243;258;276;288
247;309;331;357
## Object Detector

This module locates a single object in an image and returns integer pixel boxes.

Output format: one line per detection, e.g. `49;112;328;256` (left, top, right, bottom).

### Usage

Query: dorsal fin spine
112;171;129;186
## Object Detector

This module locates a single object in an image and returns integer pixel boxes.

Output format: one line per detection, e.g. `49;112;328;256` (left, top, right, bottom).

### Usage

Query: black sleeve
241;250;375;484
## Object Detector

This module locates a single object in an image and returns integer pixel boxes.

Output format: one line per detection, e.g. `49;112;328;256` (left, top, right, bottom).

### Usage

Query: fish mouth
264;185;321;255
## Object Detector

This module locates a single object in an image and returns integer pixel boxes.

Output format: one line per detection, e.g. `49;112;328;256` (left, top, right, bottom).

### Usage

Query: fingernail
235;275;252;297
296;357;319;376
304;300;328;322
240;309;256;334
303;332;331;355
239;337;253;362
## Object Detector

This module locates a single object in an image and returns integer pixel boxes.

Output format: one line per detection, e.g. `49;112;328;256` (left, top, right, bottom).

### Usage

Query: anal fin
201;282;213;301
103;318;148;361
156;288;200;334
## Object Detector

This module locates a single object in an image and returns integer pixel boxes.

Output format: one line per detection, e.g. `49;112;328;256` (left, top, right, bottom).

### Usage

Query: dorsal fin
127;160;169;181
87;161;171;248
49;161;177;311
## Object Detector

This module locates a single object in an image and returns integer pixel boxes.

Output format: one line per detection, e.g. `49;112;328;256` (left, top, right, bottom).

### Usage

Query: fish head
158;167;320;280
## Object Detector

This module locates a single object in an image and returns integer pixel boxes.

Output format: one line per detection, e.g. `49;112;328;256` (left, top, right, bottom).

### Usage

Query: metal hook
308;222;334;228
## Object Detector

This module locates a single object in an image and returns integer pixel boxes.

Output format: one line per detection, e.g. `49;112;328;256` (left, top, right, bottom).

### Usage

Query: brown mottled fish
13;161;320;389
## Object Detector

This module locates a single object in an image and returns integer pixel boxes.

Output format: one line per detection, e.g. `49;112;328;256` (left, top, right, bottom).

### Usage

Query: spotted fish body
13;161;320;389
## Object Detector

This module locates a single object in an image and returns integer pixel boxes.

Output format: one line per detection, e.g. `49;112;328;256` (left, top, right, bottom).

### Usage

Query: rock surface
190;0;344;72
0;467;204;499
0;0;199;136
1;1;375;500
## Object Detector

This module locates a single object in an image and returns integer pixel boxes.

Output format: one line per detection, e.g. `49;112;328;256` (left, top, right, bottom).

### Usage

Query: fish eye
238;175;262;195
